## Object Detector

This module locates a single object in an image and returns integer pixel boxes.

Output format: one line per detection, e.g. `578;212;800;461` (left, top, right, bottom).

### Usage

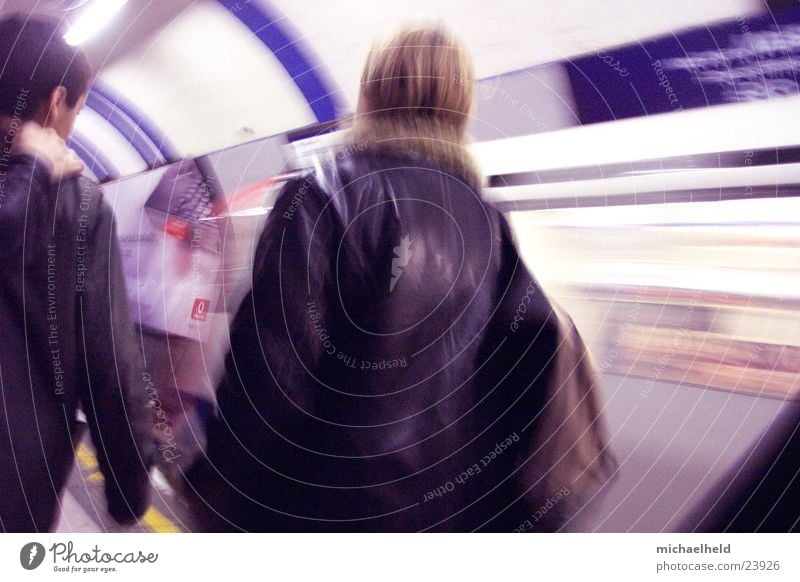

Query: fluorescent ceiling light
64;0;128;46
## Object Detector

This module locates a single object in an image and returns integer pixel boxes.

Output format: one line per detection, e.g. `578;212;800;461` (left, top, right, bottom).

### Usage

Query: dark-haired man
0;15;154;532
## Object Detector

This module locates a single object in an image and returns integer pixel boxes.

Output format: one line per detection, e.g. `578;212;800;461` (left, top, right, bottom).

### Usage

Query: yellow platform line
75;443;98;470
74;442;183;533
85;471;104;484
142;507;182;533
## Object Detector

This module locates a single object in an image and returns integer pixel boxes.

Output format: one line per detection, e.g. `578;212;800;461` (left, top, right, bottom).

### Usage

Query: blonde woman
187;23;614;532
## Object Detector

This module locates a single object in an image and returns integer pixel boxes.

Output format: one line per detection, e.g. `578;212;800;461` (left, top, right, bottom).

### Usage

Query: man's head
0;14;93;139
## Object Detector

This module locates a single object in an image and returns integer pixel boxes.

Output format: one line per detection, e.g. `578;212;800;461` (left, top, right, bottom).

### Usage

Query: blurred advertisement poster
106;158;227;341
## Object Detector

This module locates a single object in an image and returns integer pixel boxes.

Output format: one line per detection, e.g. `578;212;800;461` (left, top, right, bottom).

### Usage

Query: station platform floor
54;375;788;533
55;441;189;533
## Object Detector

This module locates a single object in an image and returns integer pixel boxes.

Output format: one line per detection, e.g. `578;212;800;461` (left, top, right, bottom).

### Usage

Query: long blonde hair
350;23;481;187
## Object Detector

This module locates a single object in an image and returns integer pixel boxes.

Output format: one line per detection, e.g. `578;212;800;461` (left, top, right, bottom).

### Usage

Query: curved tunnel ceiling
95;0;327;157
1;0;764;175
269;0;763;107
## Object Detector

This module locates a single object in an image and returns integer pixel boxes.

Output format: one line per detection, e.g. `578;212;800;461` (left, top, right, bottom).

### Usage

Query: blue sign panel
568;6;800;124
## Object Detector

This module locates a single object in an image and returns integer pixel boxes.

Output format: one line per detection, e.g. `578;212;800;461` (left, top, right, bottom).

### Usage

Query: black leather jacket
187;148;614;531
0;154;154;531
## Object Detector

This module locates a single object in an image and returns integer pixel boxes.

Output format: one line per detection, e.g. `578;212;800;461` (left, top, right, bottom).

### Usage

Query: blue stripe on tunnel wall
217;0;343;123
85;89;166;168
91;81;180;162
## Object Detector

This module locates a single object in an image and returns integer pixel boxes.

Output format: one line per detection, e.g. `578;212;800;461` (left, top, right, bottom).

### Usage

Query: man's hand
12;122;84;183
